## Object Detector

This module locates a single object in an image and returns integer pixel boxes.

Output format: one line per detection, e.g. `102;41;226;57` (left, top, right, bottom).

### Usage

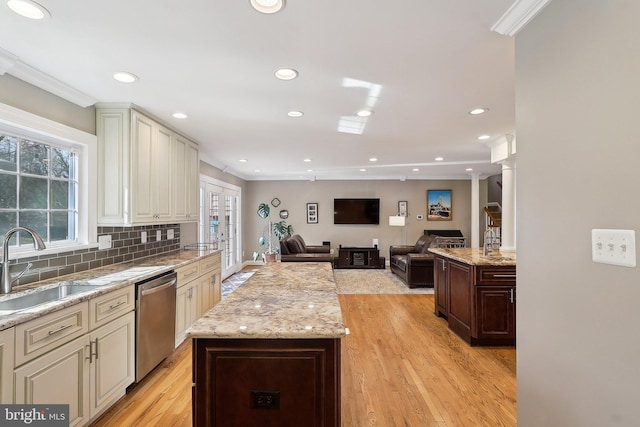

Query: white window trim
0;102;98;259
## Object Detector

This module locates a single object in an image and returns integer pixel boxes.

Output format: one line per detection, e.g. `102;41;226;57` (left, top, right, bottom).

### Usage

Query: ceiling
0;0;517;181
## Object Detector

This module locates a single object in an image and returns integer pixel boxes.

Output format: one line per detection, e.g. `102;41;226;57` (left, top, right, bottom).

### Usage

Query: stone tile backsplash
11;224;181;288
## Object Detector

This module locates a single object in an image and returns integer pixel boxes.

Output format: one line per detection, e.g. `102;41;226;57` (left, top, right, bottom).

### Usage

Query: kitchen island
429;248;516;346
187;262;346;427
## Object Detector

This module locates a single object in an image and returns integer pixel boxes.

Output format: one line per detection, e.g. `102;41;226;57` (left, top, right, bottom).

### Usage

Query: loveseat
389;234;437;288
279;234;333;263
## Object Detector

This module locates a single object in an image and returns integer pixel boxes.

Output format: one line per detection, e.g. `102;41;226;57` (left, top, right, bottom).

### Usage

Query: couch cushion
286;235;306;253
279;239;290;255
414;235;435;254
391;255;408;272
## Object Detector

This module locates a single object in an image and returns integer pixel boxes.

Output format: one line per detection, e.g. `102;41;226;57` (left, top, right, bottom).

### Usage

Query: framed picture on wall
427;190;452;221
398;201;408;217
307;203;318;224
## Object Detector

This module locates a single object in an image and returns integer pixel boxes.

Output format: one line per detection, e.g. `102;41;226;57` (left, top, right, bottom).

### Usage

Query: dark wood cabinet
433;254;516;346
334;246;384;269
193;338;341;427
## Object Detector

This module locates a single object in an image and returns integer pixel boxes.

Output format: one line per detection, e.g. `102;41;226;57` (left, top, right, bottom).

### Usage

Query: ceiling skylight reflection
337;77;383;135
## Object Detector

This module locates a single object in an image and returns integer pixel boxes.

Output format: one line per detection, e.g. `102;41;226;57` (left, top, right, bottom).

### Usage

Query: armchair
279;234;333;263
389;234;437;288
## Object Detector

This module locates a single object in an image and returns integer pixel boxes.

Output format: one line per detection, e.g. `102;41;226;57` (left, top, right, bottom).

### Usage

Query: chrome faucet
1;227;46;294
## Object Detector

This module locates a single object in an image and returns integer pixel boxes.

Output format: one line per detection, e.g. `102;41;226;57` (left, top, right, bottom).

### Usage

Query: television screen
333;198;380;225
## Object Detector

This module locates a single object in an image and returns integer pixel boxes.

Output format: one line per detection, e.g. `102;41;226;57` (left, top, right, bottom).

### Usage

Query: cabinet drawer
15;302;89;366
89;286;135;330
177;263;200;286
476;267;517;285
199;253;221;275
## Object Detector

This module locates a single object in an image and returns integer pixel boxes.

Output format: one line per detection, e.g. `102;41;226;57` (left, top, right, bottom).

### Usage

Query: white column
470;173;480;248
499;158;516;252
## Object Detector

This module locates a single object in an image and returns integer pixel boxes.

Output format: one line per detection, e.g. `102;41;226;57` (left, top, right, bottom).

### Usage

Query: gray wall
244;179;479;261
517;1;640;425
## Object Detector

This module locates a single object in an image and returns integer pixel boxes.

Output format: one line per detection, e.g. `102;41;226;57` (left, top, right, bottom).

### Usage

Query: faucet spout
1;227;47;294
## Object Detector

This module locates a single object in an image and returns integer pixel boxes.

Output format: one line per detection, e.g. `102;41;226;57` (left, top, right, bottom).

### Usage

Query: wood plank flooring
90;294;516;427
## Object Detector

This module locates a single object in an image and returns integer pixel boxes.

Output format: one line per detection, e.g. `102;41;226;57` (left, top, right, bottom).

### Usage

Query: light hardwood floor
91;294;516;426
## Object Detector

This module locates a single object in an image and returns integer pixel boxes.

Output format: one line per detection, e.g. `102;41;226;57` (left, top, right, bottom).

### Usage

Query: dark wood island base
192;338;341;427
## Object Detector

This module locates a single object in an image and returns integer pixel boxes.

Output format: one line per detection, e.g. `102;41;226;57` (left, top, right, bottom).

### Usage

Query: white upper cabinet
96;105;199;226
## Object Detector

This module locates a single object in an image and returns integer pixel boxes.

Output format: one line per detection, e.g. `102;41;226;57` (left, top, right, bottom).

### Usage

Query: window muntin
0;135;78;247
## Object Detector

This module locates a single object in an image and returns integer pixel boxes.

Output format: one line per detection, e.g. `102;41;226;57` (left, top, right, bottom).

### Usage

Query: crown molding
0;46;96;107
491;0;553;36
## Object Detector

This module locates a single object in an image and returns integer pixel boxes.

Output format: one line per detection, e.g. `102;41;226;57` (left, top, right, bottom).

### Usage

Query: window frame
0;102;97;259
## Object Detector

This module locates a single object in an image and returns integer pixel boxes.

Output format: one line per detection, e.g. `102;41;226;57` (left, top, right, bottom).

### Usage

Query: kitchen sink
0;284;98;312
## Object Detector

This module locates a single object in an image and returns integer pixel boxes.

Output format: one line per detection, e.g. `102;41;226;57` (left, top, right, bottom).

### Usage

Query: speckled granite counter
0;249;220;330
428;247;516;266
187;262;347;339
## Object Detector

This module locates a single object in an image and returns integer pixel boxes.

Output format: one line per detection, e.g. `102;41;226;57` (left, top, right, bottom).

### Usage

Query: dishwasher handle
140;278;177;296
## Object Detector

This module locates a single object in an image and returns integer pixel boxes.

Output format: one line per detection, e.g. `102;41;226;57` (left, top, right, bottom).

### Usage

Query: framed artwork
306;203;318;224
398;201;408;217
427;190;452;221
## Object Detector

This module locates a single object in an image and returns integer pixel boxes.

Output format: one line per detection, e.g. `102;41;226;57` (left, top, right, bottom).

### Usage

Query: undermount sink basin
0;284;98;312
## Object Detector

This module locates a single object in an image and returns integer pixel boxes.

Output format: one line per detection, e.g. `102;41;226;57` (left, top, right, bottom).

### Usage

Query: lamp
389;215;407;245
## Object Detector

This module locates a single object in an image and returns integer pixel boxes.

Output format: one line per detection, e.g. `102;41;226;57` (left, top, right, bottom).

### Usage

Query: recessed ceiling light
288;111;303;117
172;112;188;119
307;169;313;172
303;158;311;162
254;169;261;172
275;68;298;80
477;134;491;140
435;157;444;161
113;71;138;83
469;108;489;115
360;168;366;172
7;0;50;19
357;110;373;117
239;159;248;162
369;157;377;162
412;168;420;172
466;168;474;171
250;0;285;14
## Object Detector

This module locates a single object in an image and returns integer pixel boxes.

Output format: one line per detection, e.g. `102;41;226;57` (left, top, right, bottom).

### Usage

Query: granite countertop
0;249;221;330
428;247;516;266
187;262;347;340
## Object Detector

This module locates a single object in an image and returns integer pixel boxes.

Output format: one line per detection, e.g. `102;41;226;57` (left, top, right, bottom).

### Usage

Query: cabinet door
173;135;188;221
131;111;155;223
446;260;473;343
14;335;91;427
199;274;221;317
475;286;516;343
0;327;15;404
175;285;190;347
89;312;135;418
186;140;199;219
153;125;173;221
434;257;447;317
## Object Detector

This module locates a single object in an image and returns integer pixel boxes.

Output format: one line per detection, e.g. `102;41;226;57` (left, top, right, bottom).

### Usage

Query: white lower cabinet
89;311;135;418
10;286;135;426
175;279;199;347
0;327;15;404
14;334;91;427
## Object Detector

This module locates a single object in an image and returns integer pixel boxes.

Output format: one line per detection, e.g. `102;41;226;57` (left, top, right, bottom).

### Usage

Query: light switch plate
592;229;636;267
167;229;174;240
141;231;147;243
98;234;112;250
156;230;162;241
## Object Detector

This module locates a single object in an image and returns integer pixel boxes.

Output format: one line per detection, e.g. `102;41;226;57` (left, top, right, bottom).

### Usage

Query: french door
199;178;241;279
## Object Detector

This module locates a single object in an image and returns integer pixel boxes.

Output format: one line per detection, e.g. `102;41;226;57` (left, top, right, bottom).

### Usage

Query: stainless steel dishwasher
135;271;177;382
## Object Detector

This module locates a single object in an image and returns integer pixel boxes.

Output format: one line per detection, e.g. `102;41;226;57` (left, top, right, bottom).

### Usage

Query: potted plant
253;203;294;263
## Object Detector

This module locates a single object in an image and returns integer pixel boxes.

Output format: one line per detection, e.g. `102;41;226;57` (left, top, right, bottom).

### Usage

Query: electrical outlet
373;238;379;247
156;230;162;241
98;234;112;250
167;229;174;240
141;231;147;243
592;229;636;267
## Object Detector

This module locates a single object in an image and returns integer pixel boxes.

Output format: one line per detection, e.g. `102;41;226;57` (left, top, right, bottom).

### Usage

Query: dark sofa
390;231;466;288
279;234;333;263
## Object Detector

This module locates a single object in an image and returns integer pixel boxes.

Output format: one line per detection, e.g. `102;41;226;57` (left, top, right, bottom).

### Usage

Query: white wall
517;1;640;425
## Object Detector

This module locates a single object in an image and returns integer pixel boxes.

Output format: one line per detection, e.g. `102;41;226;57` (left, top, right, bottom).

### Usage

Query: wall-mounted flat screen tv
333;198;380;225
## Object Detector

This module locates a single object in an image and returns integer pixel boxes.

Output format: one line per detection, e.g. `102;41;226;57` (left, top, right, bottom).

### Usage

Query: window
0;135;78;247
0;102;97;257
